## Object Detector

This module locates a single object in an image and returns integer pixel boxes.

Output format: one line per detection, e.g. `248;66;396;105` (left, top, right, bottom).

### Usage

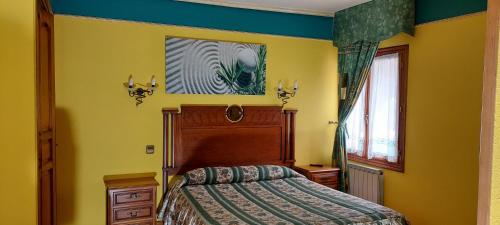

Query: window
346;45;408;172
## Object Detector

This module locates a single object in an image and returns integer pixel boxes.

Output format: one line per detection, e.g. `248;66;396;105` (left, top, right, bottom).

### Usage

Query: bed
159;105;407;225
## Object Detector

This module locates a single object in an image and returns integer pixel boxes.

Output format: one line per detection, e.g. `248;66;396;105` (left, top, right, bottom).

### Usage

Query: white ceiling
177;0;370;17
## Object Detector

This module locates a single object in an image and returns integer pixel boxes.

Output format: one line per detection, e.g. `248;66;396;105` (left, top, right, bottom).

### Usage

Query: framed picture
165;36;266;95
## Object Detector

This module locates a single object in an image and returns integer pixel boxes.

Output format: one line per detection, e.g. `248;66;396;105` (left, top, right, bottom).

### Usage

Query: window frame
347;44;408;172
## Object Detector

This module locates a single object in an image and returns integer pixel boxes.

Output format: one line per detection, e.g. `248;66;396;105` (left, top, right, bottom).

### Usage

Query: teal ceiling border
51;0;487;40
50;0;334;40
415;0;486;24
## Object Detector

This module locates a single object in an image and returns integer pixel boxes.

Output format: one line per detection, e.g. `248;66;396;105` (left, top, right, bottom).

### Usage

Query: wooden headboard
162;105;297;192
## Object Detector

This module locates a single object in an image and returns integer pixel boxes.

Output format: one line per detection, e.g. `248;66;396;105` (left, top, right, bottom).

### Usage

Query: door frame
36;0;55;224
477;0;499;224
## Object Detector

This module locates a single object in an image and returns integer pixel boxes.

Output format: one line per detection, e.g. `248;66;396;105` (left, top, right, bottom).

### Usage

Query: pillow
184;165;302;185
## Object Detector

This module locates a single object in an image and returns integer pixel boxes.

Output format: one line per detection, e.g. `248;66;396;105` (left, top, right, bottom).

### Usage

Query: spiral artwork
166;37;266;95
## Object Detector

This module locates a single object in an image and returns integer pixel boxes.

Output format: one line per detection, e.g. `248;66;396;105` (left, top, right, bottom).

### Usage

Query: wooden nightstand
104;173;159;225
293;165;340;190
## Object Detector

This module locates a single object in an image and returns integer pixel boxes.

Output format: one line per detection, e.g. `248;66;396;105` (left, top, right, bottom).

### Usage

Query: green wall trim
51;0;333;40
51;0;486;40
415;0;486;24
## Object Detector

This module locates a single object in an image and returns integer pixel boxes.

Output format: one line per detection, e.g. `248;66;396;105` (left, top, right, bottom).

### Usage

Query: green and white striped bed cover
158;172;408;225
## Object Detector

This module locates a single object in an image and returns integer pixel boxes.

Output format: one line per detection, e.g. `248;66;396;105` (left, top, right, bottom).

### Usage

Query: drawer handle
128;211;138;218
128;193;139;199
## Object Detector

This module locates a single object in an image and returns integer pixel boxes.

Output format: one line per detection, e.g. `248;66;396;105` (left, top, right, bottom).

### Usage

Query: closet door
36;0;56;224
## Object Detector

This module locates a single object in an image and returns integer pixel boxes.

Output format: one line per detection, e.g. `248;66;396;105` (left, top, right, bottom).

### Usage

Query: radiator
348;163;384;205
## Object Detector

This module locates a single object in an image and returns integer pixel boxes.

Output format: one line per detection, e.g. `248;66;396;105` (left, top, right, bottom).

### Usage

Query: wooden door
37;0;56;224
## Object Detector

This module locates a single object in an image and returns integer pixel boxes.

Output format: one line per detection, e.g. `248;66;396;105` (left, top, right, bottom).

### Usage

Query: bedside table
293;165;340;190
104;173;159;225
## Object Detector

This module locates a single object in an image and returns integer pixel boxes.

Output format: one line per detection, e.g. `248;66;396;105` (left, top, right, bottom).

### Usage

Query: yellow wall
55;12;486;225
54;15;337;225
0;0;38;224
490;26;500;225
375;13;486;225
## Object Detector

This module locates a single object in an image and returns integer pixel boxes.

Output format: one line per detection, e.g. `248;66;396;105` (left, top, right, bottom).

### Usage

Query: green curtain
334;41;379;192
331;0;415;192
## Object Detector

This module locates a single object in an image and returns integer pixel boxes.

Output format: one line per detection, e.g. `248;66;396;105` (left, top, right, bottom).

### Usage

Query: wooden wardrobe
36;0;56;224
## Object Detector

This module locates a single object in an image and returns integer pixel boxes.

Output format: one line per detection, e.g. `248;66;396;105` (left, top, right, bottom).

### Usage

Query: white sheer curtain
368;53;399;162
345;85;366;157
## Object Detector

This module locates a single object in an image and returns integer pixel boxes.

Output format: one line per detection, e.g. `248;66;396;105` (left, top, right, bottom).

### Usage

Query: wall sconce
124;75;157;106
277;80;298;106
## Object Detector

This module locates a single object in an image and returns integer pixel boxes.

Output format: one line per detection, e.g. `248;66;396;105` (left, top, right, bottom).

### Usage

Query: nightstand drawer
323;183;339;190
113;205;153;222
113;188;154;206
293;165;340;190
311;173;338;183
120;220;155;225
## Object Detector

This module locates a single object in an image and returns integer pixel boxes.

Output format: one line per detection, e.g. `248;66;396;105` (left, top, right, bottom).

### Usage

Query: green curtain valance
332;0;415;47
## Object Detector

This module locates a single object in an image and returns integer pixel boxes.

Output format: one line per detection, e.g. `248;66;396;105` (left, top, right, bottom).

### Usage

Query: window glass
368;53;400;162
346;85;366;156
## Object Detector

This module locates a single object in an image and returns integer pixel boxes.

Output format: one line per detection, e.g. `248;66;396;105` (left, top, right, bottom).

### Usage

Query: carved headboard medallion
225;105;244;123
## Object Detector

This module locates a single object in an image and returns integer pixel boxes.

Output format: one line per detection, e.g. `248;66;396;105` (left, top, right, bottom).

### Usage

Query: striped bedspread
158;166;407;225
